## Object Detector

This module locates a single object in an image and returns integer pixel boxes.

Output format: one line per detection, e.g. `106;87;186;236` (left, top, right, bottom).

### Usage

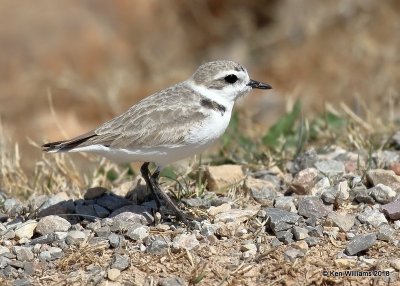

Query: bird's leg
140;162;162;210
142;163;189;226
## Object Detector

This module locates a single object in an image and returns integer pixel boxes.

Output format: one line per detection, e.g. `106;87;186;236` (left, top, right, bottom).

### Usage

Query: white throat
187;81;235;111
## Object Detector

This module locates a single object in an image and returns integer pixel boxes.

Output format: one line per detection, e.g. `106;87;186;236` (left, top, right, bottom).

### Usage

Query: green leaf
160;166;177;180
262;100;302;148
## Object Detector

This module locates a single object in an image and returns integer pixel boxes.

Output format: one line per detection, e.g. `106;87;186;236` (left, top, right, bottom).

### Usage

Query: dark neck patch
200;98;226;116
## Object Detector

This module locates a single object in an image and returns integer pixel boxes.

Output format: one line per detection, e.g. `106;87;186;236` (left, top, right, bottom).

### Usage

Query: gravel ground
1;146;400;285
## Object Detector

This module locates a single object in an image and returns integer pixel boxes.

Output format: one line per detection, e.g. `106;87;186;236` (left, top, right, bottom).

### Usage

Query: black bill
247;79;272;89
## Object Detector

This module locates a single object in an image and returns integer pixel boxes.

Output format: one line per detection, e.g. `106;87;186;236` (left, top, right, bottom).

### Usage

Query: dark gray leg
140;162;189;226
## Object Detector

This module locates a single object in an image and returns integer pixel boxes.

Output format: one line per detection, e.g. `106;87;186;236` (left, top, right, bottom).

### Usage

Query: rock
13;246;34;261
214;208;258;223
304;237;320;246
110;205;153;225
159;277;186;286
204;164;244;192
246;177;278;205
111;254;130;271
65;230;86;245
284;247;304;262
297;197;331;218
36;215;71;235
240;243;257;255
146;236;170;254
30;233;56;245
96;194;131;211
13;278;31;286
126;224;149;241
95;226;111;237
357;209;388;227
310;177;331;196
306;226;323;237
108;233;121;248
182;198;211;208
367;169;400;191
84;187;108;200
75;204;97;219
345;233;377;255
107;268;121;281
207;203;231;216
172;234;199;251
270;237;283;247
292;240;309;251
321;181;349;205
276;230;293;244
377;224;395;241
200;223;220;236
264;207;300;225
290;168;319;195
314;160;345;177
292;226;309;240
3;198;23;215
93;204;110;218
48;247;63;260
14;220;37;239
323;227;340;238
369;184;396;204
381;200;400;220
0;245;10;257
294;148;319;171
353;188;375;204
327;212;355;232
390;258;400;271
274;197;296;212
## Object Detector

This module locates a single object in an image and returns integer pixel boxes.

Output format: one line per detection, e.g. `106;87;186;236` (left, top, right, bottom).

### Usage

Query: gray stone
270;221;292;233
200;223;220;236
13;278;31;286
159;277;186;286
250;184;278;206
294;148;319;170
314;160;345;177
95;226;111;237
30;233;56;245
327;212;355;232
111;254;129;271
284;247;305;262
182;198;211;208
126;224;149;241
276;229;293;244
48;247;63;260
146;236;170;254
110;205;153;225
264;207;300;225
23;261;35;276
297;197;331;218
214;208;258;223
38;251;51;262
321;181;349;205
274;197;296;212
292;226;309;240
358;209;388;227
84;187;108;200
304;237;320;246
369;184;396;204
0;245;10;257
13;246;34;261
345;233;377;255
3;198;23;215
36;215;71;235
3;264;18;277
381;200;400;220
0;256;11;268
96;194;131;211
93;204;110;218
108;233;121;248
172;233;199;251
377;224;395;242
270;237;283;247
37;196;75;217
65;230;86;245
310;177;331;196
353;188;375;204
367;169;400;191
306;226;324;237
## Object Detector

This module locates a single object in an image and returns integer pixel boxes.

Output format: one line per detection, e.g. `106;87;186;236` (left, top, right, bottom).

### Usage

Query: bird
42;60;272;225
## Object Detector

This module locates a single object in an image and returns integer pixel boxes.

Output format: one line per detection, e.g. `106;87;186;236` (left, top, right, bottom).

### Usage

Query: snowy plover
42;60;271;225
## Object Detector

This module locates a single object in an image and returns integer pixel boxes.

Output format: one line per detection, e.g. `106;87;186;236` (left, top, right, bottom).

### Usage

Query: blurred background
0;0;399;172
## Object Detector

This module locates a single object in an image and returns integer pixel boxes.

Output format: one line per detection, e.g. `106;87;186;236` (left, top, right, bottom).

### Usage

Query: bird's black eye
224;74;238;84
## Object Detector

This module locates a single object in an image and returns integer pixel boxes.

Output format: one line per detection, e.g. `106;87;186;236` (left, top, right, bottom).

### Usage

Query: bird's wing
43;83;208;152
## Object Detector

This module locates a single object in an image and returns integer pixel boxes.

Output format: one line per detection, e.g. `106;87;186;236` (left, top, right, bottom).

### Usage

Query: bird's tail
42;132;97;153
